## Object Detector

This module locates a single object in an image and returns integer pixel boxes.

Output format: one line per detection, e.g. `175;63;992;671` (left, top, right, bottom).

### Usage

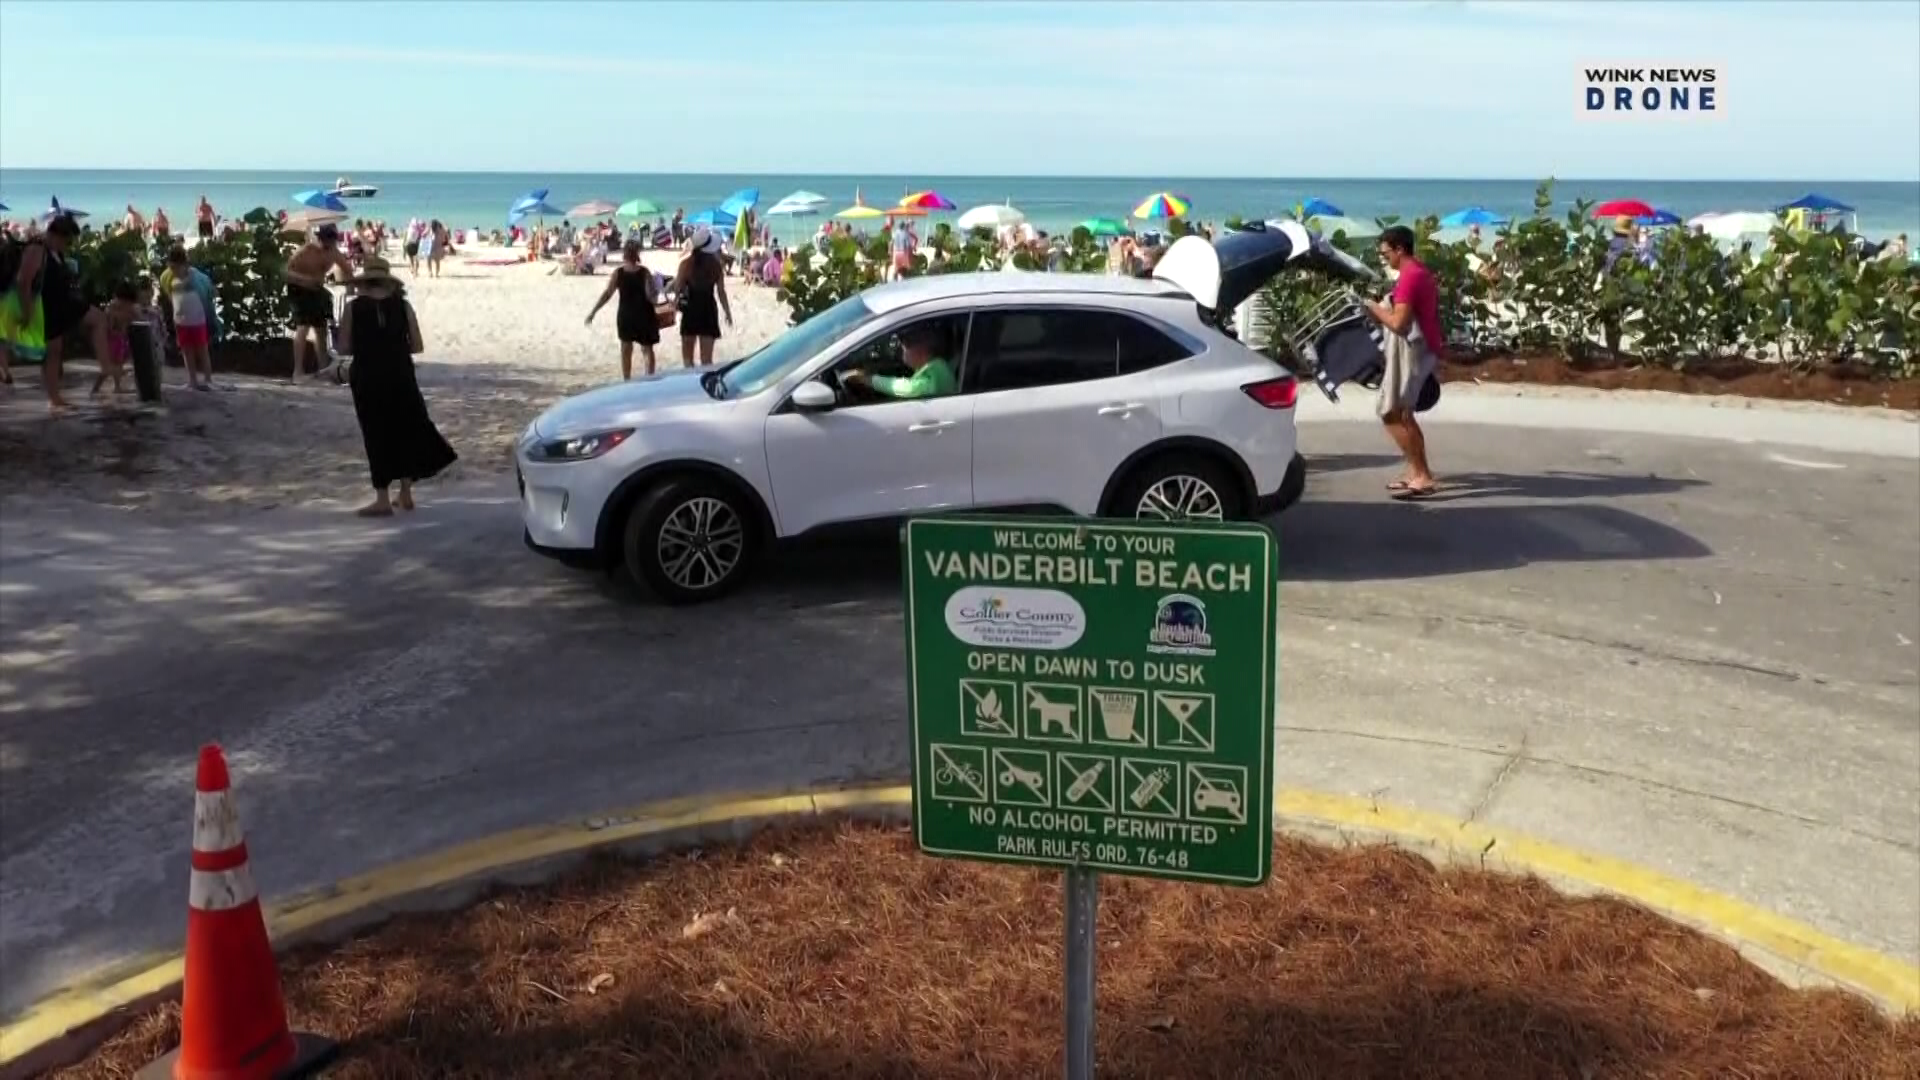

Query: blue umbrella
686;207;738;229
718;188;759;216
508;200;567;224
1439;206;1508;227
0;201;8;212
1634;208;1683;227
1775;193;1853;213
40;196;87;223
1300;196;1344;218
293;189;350;212
509;188;552;216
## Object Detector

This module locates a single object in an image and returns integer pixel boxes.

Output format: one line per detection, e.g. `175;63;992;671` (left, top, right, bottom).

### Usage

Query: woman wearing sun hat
338;255;457;517
671;226;731;366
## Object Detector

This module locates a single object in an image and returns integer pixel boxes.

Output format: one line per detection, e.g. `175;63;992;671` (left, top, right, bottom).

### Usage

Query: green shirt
869;357;957;400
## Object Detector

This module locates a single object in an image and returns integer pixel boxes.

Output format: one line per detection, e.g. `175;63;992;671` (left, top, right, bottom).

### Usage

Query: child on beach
91;280;136;398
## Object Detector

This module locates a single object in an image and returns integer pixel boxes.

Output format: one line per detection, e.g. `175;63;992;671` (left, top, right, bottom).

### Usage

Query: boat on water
331;176;379;199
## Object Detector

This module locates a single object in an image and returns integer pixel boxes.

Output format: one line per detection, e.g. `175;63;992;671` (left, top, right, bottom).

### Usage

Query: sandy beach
0;246;794;516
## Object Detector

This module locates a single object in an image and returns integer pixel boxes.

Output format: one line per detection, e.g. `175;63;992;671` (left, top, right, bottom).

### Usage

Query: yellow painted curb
3;783;1913;1072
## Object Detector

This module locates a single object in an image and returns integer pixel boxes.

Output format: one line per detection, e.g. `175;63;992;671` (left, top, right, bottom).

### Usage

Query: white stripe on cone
193;790;245;854
190;864;260;911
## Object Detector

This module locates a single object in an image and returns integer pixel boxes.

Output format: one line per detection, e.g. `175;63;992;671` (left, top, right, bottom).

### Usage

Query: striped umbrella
899;190;956;211
1132;192;1190;220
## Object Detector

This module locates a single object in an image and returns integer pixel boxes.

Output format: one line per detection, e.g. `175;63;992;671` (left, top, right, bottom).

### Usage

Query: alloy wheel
655;496;745;590
1136;475;1225;521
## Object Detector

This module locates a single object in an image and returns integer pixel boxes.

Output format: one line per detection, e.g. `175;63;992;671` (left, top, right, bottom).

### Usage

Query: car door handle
908;420;956;434
1097;402;1147;416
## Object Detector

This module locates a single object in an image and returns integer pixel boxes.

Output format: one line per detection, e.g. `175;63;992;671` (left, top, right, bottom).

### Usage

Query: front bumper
517;458;617;557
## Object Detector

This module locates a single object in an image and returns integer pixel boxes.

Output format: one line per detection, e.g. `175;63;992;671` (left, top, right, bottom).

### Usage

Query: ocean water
3;169;1916;242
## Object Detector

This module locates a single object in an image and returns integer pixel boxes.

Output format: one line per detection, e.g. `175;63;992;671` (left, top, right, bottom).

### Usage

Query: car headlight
526;429;633;462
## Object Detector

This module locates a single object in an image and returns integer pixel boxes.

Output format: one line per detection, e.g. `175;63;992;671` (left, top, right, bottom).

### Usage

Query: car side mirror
790;380;836;412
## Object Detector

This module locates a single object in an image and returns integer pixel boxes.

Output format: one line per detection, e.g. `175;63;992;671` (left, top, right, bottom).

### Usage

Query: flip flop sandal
1391;485;1439;501
1386;479;1413;491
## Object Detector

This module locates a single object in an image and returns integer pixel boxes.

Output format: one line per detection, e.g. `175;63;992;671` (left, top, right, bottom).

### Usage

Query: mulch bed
52;823;1917;1079
1443;353;1920;411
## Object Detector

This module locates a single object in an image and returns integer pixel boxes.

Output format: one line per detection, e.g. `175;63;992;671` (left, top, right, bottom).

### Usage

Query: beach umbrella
0;201;8;212
1079;216;1131;237
1592;199;1657;219
686;207;738;228
1776;193;1854;213
1299;196;1344;218
837;204;885;220
283;207;348;229
957;203;1025;230
567;200;619;219
292;189;349;212
509;199;567;222
899;190;957;211
509;188;551;215
1306;214;1380;238
773;189;828;209
1634;208;1683;227
616;197;662;218
886;205;928;218
1133;192;1191;220
718;188;759;216
1439;206;1508;227
40;197;88;223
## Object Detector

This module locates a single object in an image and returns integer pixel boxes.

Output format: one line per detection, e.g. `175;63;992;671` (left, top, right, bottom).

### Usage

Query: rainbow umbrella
899;190;956;211
1132;192;1190;220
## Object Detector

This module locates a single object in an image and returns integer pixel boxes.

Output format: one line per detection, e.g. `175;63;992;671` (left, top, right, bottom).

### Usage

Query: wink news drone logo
1580;65;1722;118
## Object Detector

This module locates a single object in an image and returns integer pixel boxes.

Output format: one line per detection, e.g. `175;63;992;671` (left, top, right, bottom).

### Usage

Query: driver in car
843;325;956;399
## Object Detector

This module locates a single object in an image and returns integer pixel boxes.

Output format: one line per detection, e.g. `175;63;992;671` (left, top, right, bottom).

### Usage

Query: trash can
127;319;162;403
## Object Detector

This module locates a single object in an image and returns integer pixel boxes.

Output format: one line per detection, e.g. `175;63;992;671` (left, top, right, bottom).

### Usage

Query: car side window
964;309;1187;393
819;314;969;409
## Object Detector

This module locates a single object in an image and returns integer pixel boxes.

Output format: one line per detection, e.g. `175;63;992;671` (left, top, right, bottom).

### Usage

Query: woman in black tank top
586;241;660;379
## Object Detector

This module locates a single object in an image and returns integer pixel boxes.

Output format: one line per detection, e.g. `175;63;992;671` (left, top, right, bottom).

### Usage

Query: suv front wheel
621;478;757;604
1110;454;1245;522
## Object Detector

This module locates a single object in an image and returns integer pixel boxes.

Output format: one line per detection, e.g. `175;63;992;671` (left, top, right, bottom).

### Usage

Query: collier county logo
945;586;1086;651
1147;593;1215;657
1579;64;1722;119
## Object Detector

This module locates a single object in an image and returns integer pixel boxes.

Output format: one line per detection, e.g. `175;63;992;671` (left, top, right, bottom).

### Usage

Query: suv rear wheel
621;478;756;604
1111;454;1245;522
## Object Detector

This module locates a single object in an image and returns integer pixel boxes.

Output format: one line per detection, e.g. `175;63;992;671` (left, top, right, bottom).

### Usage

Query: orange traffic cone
138;745;336;1080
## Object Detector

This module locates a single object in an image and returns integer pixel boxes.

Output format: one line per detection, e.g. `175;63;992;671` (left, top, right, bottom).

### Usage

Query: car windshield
719;295;879;398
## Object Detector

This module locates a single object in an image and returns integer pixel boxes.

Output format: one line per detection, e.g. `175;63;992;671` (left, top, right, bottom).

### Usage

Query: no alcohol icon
1152;691;1215;753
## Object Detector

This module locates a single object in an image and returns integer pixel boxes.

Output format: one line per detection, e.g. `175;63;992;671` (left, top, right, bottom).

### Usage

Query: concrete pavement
2;401;1916;1021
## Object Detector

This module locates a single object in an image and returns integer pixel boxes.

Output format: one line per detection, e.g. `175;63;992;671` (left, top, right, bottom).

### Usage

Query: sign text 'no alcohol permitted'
905;516;1276;885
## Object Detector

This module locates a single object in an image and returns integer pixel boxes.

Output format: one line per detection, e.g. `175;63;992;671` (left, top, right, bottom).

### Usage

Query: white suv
520;221;1362;603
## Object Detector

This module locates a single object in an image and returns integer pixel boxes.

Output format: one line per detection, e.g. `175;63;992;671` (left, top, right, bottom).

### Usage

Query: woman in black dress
672;226;731;367
585;240;660;379
338;255;457;517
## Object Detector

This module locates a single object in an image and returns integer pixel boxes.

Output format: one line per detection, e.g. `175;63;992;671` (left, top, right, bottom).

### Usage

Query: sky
1;0;1916;180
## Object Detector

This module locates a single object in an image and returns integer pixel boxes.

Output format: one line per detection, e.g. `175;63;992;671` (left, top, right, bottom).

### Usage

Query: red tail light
1241;376;1298;409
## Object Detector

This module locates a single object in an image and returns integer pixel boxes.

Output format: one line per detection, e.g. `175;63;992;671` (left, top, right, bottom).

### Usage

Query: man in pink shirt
1367;225;1442;498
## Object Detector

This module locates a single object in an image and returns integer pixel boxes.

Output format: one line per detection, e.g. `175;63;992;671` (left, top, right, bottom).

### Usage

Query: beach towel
0;289;47;363
465;257;524;267
1377;324;1440;418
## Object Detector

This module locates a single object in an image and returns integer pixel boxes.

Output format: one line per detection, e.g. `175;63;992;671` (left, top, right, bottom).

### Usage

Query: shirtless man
284;224;355;382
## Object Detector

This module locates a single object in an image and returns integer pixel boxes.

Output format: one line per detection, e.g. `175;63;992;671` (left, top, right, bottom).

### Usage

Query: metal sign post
1063;866;1098;1080
904;514;1279;1077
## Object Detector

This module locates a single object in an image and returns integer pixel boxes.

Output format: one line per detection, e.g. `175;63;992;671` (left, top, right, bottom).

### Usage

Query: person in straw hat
337;255;456;517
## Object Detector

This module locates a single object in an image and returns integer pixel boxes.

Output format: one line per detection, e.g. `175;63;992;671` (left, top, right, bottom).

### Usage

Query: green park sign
904;516;1277;886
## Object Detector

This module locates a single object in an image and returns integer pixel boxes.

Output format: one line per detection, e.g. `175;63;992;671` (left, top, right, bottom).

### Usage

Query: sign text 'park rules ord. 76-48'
904;516;1277;886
